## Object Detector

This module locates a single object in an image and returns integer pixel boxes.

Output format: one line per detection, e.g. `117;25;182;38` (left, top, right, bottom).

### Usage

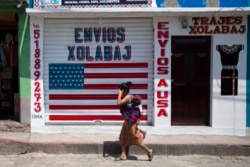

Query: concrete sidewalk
0;120;250;156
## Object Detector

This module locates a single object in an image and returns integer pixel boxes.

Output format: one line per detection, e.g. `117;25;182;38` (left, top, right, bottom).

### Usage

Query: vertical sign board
154;18;171;126
30;17;45;129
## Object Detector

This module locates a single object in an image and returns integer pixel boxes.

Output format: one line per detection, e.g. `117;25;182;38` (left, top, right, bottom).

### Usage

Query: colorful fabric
131;94;142;106
221;69;238;95
120;102;141;125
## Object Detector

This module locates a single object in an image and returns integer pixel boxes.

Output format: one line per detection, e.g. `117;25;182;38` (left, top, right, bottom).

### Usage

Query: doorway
171;36;211;125
0;14;18;120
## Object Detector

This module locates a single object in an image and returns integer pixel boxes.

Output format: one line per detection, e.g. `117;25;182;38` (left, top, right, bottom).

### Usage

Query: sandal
142;130;147;139
147;149;153;161
115;156;126;161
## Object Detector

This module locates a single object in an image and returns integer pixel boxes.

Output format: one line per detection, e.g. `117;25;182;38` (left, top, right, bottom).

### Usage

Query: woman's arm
117;89;130;106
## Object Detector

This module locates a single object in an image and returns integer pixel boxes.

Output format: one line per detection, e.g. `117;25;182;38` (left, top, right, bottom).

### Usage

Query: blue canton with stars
49;63;84;89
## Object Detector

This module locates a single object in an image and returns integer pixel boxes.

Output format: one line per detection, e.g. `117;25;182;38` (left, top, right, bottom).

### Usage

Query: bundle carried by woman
119;82;142;124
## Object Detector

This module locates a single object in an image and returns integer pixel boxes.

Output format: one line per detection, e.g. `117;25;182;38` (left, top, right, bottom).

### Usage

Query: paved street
1;121;250;166
0;153;249;167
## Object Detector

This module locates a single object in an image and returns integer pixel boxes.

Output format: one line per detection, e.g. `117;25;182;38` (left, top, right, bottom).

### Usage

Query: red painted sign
32;24;42;113
156;22;169;117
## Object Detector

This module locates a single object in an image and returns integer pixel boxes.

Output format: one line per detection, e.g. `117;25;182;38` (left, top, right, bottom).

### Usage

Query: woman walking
115;81;153;161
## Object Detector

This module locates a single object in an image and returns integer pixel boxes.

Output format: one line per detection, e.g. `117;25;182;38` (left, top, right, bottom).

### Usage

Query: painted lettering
157;99;168;108
156;22;170;118
157;109;168;117
192;16;243;25
70;27;129;61
32;114;43;119
157;67;169;74
74;27;126;43
158;22;169;30
67;45;131;61
158;31;169;39
189;25;246;34
158;40;168;48
157;79;168;87
32;26;42;113
189;16;246;34
157;91;169;99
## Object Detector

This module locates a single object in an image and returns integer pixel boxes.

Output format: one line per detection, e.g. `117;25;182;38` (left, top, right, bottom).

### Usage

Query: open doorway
0;14;19;120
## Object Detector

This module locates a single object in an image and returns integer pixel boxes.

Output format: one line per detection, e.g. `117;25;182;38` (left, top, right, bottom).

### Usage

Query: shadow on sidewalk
103;141;149;161
103;141;121;157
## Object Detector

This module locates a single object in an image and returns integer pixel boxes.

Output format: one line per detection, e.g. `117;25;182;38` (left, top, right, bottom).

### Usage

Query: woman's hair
119;81;132;95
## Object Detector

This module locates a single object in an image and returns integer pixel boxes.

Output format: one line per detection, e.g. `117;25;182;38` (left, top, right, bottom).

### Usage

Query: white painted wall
212;33;247;132
29;14;247;136
154;16;247;135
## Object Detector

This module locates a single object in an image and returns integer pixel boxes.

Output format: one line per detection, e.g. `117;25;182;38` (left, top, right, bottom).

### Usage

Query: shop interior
0;14;19;120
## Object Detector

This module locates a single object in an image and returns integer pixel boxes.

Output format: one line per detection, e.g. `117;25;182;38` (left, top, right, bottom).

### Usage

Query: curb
1;139;250;156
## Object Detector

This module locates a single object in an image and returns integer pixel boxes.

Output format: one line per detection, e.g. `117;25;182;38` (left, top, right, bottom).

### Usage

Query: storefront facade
0;0;29;122
25;0;250;135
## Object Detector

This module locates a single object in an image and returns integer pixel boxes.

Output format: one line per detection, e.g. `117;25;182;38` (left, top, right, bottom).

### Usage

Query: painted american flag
47;62;150;123
49;64;84;89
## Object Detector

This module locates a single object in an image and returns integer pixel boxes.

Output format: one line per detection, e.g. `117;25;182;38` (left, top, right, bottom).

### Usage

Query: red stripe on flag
49;105;118;110
84;63;148;68
84;73;148;78
49;105;148;110
49;94;148;100
50;94;117;100
83;83;148;89
49;115;148;121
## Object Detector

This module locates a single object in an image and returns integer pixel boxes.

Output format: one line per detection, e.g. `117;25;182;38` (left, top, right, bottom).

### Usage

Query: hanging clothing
0;45;7;67
4;43;18;67
4;33;17;67
216;45;244;96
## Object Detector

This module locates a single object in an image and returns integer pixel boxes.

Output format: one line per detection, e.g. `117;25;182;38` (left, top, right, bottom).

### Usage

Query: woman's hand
117;88;131;105
117;89;123;95
117;89;124;105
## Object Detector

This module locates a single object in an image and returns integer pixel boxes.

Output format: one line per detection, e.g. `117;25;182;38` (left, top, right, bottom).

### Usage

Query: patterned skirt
119;120;143;146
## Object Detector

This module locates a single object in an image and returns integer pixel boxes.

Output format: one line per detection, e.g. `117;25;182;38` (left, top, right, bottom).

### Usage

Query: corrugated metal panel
43;18;153;125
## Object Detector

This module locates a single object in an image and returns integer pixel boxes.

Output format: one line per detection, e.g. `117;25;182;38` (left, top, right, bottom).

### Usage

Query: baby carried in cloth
120;94;142;125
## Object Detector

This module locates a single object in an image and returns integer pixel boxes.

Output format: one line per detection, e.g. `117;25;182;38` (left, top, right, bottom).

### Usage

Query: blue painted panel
177;0;206;7
156;0;165;7
29;0;33;8
220;0;247;7
247;16;250;127
161;0;248;7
